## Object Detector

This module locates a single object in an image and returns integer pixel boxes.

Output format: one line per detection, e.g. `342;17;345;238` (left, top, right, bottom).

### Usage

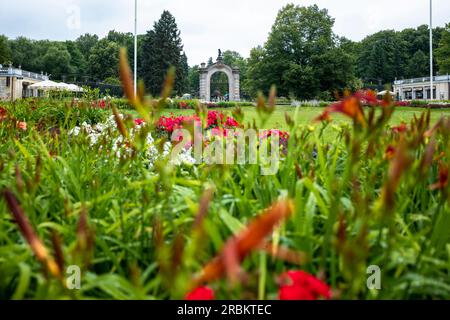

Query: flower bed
1;55;450;300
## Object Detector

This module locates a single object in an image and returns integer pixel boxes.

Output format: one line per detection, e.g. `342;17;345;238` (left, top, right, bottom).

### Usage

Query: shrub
2;99;108;130
111;98;133;109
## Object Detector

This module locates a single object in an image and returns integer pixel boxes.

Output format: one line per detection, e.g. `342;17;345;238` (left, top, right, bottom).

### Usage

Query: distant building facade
0;64;49;101
393;75;450;101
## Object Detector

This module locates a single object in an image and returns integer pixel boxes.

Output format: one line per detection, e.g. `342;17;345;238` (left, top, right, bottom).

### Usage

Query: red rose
185;286;215;300
278;271;331;300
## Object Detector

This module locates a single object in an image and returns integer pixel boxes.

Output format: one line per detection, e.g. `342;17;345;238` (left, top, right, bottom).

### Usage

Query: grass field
141;106;450;128
126;106;450;140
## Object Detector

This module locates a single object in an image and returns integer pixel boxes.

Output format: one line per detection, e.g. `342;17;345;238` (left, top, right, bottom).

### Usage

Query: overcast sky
1;0;449;65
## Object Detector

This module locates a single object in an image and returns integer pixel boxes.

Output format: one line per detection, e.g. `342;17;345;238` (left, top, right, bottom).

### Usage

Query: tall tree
246;46;270;98
0;35;11;64
88;39;120;81
356;30;407;85
436;23;450;74
247;4;355;99
141;10;186;96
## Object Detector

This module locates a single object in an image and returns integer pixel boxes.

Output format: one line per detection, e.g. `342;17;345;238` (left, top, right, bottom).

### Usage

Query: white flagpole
430;0;433;100
134;0;138;97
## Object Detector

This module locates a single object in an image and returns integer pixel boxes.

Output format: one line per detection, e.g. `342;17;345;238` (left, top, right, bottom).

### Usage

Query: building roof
394;75;450;86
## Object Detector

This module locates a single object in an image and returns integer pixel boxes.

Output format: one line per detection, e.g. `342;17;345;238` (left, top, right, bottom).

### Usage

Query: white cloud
1;0;449;65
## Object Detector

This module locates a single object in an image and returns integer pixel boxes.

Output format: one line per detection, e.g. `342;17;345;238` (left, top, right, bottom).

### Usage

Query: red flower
278;271;331;300
179;101;188;109
392;123;408;134
395;101;410;107
384;145;396;160
354;90;378;106
185;286;215;300
134;118;145;126
315;90;379;126
157;112;241;135
316;111;332;123
0;107;7;120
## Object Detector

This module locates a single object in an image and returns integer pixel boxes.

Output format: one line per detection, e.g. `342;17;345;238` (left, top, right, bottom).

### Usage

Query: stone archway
199;53;240;102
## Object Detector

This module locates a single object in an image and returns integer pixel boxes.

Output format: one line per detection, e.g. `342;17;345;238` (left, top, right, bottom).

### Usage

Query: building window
415;89;424;99
404;91;412;100
425;89;436;99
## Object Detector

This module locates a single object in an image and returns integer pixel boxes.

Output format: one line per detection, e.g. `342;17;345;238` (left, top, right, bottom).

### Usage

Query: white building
393;75;450;101
0;64;49;101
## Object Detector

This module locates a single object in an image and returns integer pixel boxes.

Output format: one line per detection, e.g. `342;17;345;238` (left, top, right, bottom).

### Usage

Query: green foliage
356;30;405;85
76;34;99;58
107;30;136;70
357;25;444;85
246;4;356;99
436;24;450;74
141;10;187;96
88;39;120;81
164;99;254;109
4;98;108;129
187;65;200;96
103;77;122;86
0;35;11;64
42;45;74;80
65;40;87;77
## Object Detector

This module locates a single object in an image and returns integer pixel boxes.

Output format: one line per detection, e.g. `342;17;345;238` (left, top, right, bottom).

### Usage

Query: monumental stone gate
199;50;240;102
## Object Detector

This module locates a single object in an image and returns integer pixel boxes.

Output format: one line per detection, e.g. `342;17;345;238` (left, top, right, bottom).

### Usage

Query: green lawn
142;106;450;129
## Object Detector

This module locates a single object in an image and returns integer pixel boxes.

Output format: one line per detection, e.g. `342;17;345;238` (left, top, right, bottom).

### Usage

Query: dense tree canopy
247;4;356;99
42;45;74;80
356;25;444;86
436;24;450;74
0;35;11;65
75;34;99;59
88;39;121;81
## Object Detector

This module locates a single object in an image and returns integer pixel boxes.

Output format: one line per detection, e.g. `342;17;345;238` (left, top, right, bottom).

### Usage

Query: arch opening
209;70;231;102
